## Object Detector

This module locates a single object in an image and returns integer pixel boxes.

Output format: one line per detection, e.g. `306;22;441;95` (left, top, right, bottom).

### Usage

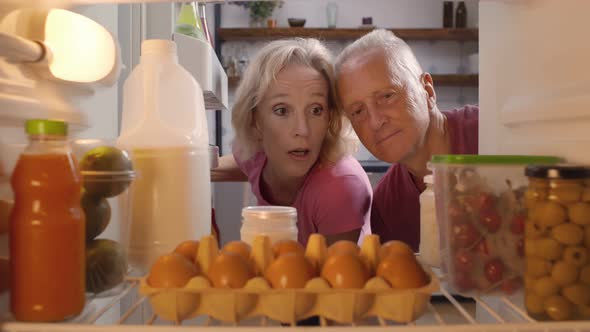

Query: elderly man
335;29;479;250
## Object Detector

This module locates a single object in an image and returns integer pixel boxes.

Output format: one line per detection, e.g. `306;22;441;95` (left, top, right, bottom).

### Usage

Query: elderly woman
213;38;371;246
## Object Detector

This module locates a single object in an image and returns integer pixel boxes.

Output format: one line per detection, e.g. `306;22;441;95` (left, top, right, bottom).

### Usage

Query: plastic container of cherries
430;155;560;296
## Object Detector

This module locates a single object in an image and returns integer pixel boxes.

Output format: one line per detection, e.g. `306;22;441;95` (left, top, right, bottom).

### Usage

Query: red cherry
453;272;475;292
473;239;490;256
484;258;505;283
453;222;480;248
466;192;497;211
517;238;524;257
510;214;525;235
479;210;502;233
448;200;468;224
501;277;522;295
454;249;475;272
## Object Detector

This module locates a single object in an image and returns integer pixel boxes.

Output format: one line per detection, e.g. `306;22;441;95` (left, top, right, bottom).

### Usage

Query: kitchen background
0;0;479;245
209;0;479;244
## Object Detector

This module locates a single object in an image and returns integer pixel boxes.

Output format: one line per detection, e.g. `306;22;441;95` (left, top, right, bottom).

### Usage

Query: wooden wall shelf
228;74;478;88
217;28;478;42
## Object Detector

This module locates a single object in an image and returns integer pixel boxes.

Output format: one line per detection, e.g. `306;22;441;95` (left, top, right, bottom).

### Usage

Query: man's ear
421;73;437;110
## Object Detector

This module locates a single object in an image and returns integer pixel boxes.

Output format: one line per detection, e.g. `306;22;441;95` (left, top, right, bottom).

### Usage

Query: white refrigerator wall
479;0;590;163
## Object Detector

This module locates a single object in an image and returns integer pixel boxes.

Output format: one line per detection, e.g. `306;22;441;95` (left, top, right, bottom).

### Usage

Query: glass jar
524;165;590;321
240;206;298;246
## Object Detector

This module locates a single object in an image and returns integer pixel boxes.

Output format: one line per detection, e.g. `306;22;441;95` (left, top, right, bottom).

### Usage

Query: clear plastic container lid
431;154;562;165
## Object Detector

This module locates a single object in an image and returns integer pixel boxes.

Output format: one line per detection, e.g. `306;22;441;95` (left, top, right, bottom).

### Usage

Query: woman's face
254;64;330;179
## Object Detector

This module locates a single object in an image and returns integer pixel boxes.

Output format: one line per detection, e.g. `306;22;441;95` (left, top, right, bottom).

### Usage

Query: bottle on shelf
10;119;85;322
175;2;206;41
455;1;467;28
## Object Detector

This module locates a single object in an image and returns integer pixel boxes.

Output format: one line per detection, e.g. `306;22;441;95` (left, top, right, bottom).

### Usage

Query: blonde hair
232;38;354;163
335;29;423;92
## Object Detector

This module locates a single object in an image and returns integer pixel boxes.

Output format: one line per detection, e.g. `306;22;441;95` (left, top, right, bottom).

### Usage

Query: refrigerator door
479;0;590;164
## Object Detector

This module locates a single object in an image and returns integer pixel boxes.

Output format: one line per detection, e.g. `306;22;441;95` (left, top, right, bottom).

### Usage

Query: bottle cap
25;119;67;136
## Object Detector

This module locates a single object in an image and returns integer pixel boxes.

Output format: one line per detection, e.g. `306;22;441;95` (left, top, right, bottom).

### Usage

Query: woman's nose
293;113;310;137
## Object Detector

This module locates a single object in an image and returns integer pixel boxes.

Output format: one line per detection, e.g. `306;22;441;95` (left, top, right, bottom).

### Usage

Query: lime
80;146;133;198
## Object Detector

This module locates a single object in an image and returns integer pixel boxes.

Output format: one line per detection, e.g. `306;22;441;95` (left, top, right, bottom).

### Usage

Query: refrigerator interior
1;0;590;330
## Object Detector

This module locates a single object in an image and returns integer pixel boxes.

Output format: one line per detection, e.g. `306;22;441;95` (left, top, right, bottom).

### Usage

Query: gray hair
335;29;423;90
232;38;353;163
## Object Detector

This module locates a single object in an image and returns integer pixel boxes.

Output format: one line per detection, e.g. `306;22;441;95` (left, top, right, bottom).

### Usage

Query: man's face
336;50;430;164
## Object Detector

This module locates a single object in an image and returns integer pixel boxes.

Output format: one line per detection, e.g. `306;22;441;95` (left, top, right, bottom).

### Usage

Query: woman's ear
421;73;437;110
251;112;263;141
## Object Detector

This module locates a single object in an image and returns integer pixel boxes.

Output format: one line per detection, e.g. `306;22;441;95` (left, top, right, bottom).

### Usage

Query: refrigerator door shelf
174;33;228;111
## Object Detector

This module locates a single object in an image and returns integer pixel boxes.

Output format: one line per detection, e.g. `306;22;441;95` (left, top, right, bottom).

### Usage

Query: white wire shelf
3;276;583;332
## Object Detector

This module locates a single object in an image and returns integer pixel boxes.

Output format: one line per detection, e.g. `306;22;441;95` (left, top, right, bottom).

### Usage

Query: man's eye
351;108;363;118
273;107;287;115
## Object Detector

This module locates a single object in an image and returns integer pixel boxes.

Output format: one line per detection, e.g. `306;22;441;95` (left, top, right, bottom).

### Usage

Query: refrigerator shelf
0;276;580;331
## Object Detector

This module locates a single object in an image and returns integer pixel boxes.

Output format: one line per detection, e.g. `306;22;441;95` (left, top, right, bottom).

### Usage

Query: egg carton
139;234;440;324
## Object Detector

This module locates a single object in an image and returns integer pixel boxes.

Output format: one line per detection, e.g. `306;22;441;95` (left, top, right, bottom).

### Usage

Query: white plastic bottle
419;175;440;267
117;40;211;274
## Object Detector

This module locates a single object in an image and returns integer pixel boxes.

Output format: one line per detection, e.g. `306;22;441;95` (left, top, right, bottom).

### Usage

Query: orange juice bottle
10;119;85;321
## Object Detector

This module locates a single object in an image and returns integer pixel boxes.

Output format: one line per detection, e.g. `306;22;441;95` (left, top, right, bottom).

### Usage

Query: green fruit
535;238;564;260
80;146;133;198
552;223;584;246
526;293;545;315
562;283;590;306
543;295;574;321
569;203;590;225
81;192;111;242
533;277;560;298
551;261;578;287
580;265;590;285
527;257;552;278
86;239;127;294
534;202;567;228
562;246;589;267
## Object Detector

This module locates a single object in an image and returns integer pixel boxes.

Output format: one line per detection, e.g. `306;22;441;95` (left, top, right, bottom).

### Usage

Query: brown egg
272;239;305;258
264;253;316;288
376;254;428;289
328;240;360;257
173;240;200;262
321;253;370;288
147;253;200;288
222;241;251;263
207;251;254;288
379;240;414;260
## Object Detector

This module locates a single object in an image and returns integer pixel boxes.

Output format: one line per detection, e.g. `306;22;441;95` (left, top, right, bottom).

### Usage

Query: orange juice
10;120;85;322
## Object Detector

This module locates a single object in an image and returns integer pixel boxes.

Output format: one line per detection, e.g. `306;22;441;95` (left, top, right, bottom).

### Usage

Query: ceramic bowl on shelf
288;18;306;28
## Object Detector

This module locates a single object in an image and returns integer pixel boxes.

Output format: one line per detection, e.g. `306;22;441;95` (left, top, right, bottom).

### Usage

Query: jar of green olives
524;165;590;321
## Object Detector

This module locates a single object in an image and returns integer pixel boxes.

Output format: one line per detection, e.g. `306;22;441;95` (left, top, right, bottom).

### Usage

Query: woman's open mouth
288;149;310;160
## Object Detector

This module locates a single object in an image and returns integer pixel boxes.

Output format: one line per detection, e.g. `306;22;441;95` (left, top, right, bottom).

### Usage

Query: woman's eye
273;107;287;116
310;106;324;116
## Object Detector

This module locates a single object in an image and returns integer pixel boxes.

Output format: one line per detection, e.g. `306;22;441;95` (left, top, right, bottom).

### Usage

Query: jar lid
430;155;561;165
242;206;297;220
25;119;67;136
525;164;590;179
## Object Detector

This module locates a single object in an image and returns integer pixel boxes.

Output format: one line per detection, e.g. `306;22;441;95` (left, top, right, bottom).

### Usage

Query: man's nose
367;104;386;131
